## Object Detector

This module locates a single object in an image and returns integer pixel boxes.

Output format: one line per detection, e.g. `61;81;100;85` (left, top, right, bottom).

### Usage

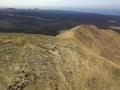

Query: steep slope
58;25;120;66
0;26;120;90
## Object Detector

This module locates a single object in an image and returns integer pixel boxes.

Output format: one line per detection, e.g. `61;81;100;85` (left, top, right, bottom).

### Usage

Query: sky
0;0;120;8
0;0;120;15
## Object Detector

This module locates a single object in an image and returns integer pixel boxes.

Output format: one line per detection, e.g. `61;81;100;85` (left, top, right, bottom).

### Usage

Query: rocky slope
0;25;120;90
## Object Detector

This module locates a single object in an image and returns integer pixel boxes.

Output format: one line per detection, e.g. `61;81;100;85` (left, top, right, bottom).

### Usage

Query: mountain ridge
58;25;120;66
0;25;120;90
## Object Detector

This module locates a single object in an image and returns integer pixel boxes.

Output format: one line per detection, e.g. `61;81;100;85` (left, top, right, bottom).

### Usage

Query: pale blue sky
0;0;120;9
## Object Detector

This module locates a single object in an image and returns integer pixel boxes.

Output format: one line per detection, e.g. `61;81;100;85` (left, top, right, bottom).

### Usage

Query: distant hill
58;25;120;66
0;25;120;90
0;8;120;35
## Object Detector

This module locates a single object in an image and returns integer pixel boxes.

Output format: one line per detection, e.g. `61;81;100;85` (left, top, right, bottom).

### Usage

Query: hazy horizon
0;0;120;16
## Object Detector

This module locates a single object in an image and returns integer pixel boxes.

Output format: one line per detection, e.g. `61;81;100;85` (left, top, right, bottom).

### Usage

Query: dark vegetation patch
0;8;120;36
